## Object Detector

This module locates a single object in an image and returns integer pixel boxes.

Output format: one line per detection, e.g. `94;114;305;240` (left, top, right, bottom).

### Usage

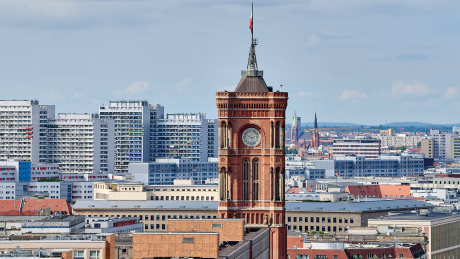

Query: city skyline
1;1;459;124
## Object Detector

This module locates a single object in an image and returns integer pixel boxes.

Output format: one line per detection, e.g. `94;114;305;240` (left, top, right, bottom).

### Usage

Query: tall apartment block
47;114;115;173
429;129;460;158
99;101;151;173
0;100;55;164
148;104;164;162
152;113;218;162
332;137;381;158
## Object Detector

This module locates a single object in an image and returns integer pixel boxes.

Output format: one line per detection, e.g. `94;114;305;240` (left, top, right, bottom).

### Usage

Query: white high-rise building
429;129;459;158
149;104;164;162
0;100;55;163
47;114;115;173
151;113;218;162
99;101;151;173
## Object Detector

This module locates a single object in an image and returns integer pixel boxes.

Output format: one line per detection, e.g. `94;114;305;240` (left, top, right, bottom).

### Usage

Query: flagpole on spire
251;2;253;43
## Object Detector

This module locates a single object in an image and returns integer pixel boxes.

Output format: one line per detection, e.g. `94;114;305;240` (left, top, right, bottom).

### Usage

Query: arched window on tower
252;158;260;200
243;158;250;200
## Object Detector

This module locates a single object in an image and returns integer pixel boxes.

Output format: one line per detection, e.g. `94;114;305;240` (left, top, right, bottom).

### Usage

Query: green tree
417;142;421;147
396;146;407;151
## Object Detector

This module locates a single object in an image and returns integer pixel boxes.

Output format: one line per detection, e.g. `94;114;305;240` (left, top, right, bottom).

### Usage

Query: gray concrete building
129;158;218;185
99;101;152;173
315;153;425;178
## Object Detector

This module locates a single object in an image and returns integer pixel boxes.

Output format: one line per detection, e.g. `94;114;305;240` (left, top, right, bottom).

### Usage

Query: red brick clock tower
216;36;288;258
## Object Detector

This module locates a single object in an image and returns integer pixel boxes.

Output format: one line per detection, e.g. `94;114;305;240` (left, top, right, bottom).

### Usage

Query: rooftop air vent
179;206;185;209
294;207;300;210
88;205;95;207
134;205;140;208
316;207;322;210
156;206;163;208
202;206;208;209
111;205;117;208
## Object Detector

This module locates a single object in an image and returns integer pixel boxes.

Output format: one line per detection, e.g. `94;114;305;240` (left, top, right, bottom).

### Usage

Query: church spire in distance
314;110;318;129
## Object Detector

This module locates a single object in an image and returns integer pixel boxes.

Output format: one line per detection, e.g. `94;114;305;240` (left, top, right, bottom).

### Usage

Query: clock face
242;128;261;147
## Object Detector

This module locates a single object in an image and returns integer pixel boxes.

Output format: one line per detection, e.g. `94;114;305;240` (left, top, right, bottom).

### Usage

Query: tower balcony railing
241;70;263;77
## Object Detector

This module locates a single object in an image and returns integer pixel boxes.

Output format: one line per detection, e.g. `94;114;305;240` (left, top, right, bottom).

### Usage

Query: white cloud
298;91;313;97
47;90;65;100
126;81;149;94
307;31;365;48
175;77;194;94
339;90;367;101
73;92;86;99
391;81;434;97
180;77;192;86
443;87;459;99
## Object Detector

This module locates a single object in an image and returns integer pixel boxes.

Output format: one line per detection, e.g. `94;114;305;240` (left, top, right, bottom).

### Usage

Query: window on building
243;159;249;200
253;158;260;200
182;237;194;243
89;251;100;259
74;251;84;259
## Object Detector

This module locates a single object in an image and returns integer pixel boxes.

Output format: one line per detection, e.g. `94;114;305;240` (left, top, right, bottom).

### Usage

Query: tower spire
247;3;258;70
314;110;318;129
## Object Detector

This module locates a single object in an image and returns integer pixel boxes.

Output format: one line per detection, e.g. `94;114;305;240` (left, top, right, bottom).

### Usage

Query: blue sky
0;0;459;125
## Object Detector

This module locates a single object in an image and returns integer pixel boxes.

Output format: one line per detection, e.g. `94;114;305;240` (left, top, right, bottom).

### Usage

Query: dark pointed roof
234;74;269;93
314;112;318;129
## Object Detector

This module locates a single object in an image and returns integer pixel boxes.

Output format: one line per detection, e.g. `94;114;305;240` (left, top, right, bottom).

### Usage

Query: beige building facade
93;179;218;201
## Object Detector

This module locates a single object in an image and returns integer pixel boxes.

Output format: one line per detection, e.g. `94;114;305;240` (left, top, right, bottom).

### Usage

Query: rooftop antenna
247;3;258;71
280;84;283;92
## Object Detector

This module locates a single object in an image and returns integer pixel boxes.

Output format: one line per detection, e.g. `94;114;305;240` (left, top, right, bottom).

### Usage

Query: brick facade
168;219;245;242
216;80;289;258
133;232;219;259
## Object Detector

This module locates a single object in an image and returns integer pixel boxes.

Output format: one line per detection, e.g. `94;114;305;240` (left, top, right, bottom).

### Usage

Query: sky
0;0;459;125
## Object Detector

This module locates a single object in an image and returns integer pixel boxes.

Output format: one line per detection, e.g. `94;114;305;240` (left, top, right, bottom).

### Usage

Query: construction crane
304;127;355;131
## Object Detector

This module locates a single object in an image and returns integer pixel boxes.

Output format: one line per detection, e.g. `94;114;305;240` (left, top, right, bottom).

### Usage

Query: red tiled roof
287;187;302;194
0;199;72;215
346;185;411;199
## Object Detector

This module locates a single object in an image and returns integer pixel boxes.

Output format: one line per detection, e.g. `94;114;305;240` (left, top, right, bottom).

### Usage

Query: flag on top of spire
249;10;253;34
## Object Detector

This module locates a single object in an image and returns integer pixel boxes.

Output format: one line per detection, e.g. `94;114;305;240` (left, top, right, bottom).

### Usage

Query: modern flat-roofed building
377;134;423;147
151;113;218;162
21;215;85;234
47;113;115;173
0;233;116;259
369;211;460;259
421;139;433;158
133;219;269;259
332;137;380;158
129;158;218;185
99;101;151;173
72;199;432;234
85;216;143;233
0;100;55;163
315;153;425;178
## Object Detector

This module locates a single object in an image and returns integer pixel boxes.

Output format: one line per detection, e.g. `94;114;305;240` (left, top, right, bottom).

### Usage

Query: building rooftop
372;212;460;221
74;199;432;212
